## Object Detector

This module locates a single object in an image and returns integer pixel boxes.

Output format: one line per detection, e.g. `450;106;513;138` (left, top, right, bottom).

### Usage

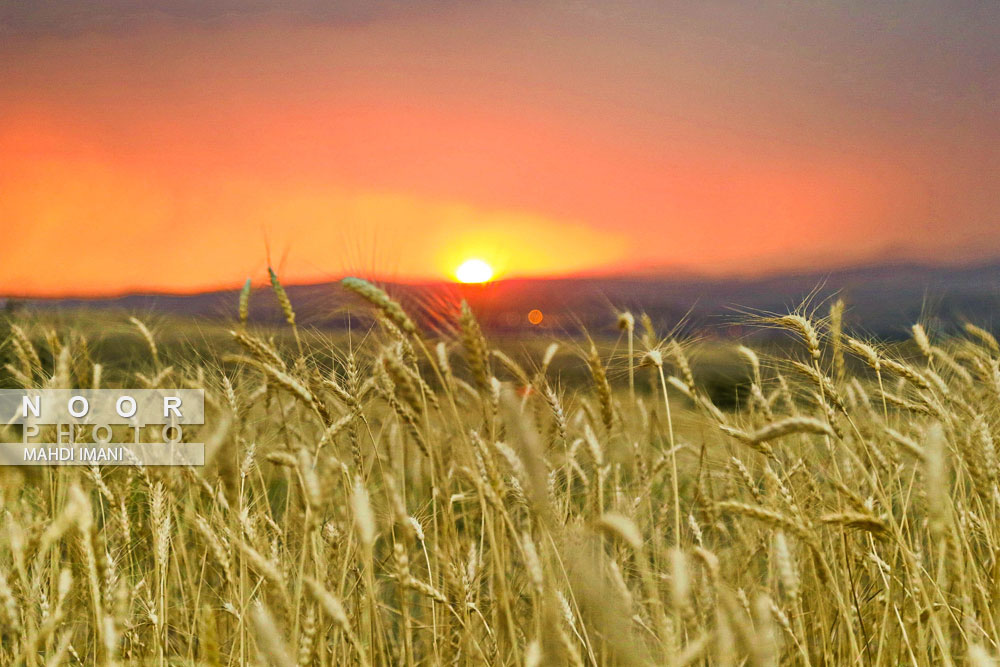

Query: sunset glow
0;3;997;296
455;259;494;284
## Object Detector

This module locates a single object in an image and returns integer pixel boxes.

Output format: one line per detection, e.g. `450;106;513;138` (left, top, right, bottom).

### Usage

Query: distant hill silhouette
8;261;1000;340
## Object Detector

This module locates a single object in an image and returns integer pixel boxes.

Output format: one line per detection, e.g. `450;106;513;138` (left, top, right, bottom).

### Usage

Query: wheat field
2;278;1000;666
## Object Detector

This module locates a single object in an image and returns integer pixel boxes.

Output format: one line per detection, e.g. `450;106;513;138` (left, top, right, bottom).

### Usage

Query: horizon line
4;255;999;302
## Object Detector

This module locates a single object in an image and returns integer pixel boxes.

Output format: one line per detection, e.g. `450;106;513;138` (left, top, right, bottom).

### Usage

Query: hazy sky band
1;1;997;294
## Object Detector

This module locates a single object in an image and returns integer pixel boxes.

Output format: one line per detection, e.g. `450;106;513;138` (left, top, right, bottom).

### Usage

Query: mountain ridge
6;260;999;339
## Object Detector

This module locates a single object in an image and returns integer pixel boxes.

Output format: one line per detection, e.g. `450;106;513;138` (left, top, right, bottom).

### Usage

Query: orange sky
1;2;998;296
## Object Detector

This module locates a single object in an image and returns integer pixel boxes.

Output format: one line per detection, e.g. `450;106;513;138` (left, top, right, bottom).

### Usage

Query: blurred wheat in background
2;277;1000;666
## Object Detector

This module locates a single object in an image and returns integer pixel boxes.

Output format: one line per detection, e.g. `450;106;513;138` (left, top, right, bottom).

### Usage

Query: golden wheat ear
238;277;251;325
341;276;418;336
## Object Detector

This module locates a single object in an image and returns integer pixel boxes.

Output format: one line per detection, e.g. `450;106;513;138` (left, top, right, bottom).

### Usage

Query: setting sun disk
455;259;494;283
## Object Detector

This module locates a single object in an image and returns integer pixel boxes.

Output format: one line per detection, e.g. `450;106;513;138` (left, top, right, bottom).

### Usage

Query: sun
455;258;494;283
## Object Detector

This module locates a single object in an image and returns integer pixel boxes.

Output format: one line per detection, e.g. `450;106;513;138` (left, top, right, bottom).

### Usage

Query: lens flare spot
528;309;543;325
